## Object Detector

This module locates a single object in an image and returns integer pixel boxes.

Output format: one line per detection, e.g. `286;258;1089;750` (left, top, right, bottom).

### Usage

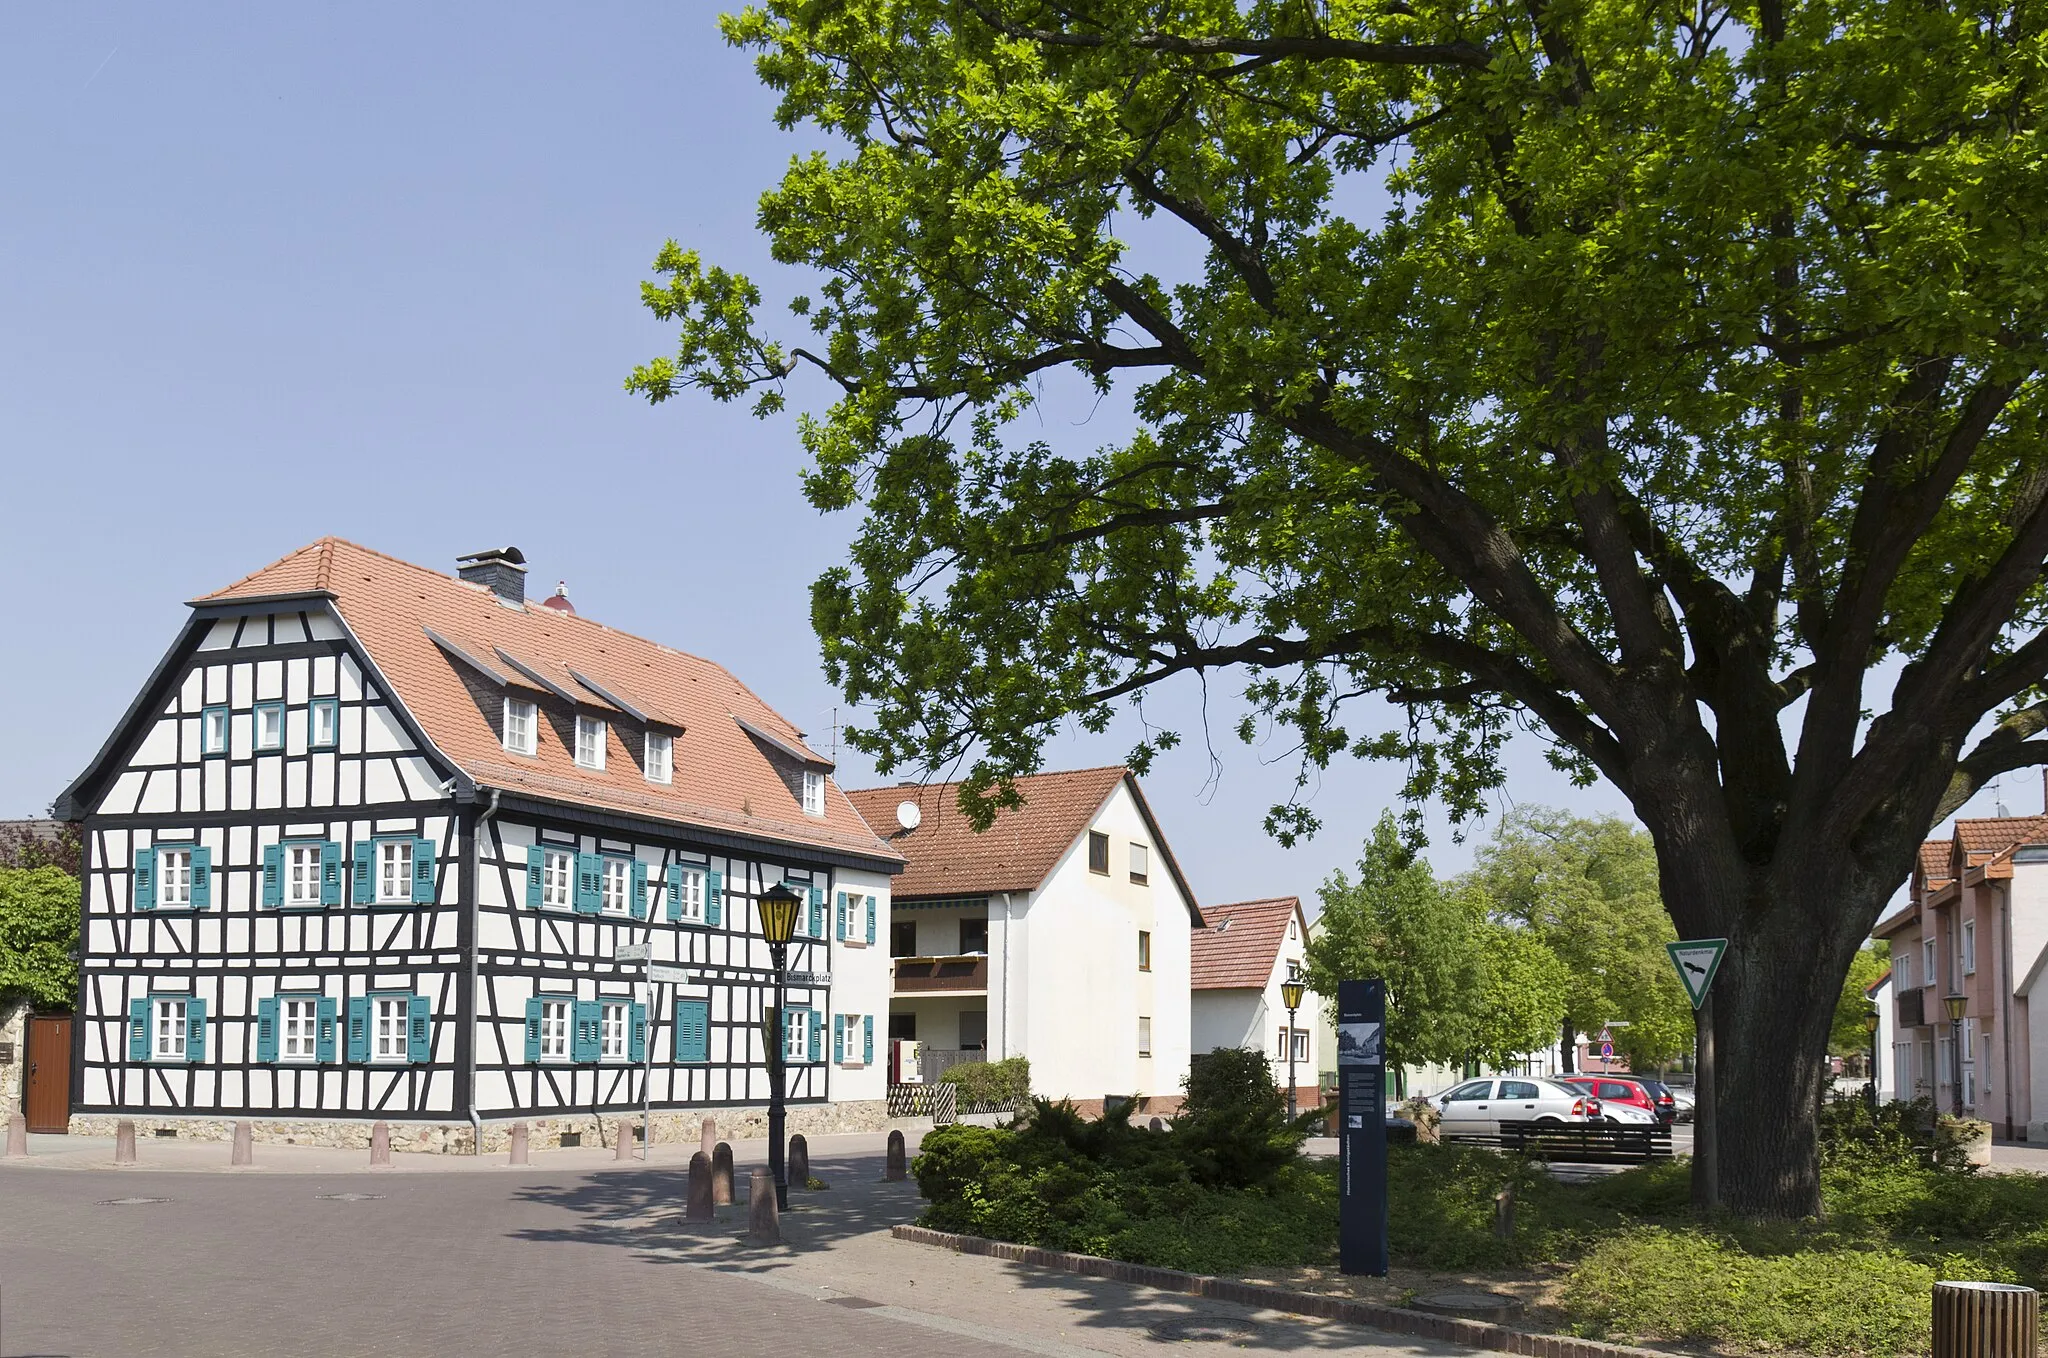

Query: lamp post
1942;993;1968;1118
1862;1007;1881;1109
1281;980;1306;1120
757;882;803;1210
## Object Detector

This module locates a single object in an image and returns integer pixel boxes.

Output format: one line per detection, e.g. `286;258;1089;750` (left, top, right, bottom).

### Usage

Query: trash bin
1933;1281;2037;1358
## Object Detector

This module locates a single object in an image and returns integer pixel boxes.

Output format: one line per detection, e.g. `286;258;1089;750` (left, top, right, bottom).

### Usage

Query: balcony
893;954;989;995
1897;988;1925;1029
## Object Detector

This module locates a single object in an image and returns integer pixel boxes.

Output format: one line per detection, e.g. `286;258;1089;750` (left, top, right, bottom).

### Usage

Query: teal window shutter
411;837;436;902
316;996;338;1063
133;848;154;910
665;865;682;921
833;1013;845;1063
835;892;848;941
524;998;544;1063
190;847;212;909
629;1002;647;1062
186;998;208;1063
346;997;370;1063
705;869;722;927
256;996;279;1063
407;995;431;1063
574;854;602;914
320;841;344;905
630;860;649;920
674;999;710;1063
806;1007;823;1063
351;842;374;903
129;998;151;1061
866;895;877;945
572;999;602;1061
863;1014;874;1065
261;844;284;908
525;847;546;908
807;887;824;937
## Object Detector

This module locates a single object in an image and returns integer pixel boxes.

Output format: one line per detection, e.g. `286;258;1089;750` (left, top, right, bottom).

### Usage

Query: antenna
831;706;838;763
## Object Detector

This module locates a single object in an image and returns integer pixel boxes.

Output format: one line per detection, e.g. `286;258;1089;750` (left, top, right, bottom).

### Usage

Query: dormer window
802;768;825;817
503;698;537;755
645;732;673;784
575;715;607;771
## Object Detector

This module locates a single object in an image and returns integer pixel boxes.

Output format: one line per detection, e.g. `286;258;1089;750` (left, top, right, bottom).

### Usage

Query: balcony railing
893;953;990;994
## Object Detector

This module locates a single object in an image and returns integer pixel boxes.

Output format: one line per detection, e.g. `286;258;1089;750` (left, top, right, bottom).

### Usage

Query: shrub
938;1056;1031;1108
1176;1047;1316;1189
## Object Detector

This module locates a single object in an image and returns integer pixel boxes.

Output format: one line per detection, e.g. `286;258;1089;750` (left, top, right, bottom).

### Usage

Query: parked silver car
1436;1077;1602;1139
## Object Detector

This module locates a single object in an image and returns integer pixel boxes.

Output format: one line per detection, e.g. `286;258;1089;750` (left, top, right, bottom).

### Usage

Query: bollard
1493;1182;1516;1242
788;1132;809;1188
747;1167;781;1243
616;1121;635;1162
4;1112;27;1159
114;1119;136;1165
370;1120;391;1167
885;1129;908;1182
231;1121;253;1167
509;1121;529;1165
700;1115;716;1163
1932;1281;2037;1358
687;1151;714;1221
712;1141;735;1205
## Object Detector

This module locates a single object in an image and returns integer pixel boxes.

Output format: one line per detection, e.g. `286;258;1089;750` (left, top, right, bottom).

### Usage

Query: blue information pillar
1336;978;1389;1276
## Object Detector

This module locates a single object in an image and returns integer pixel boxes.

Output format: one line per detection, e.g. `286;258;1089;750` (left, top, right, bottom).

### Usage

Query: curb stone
890;1225;1668;1358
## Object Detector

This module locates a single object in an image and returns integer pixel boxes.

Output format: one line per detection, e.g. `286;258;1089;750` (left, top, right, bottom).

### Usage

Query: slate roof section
1192;897;1302;990
845;767;1203;922
185;538;898;865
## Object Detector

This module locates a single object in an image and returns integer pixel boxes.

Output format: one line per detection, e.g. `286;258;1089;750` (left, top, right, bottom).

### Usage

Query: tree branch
963;4;1493;70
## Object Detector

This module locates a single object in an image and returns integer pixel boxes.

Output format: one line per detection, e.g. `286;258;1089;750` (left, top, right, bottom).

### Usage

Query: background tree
636;0;2048;1216
1830;943;1893;1060
0;866;79;1011
1464;912;1572;1072
0;822;81;878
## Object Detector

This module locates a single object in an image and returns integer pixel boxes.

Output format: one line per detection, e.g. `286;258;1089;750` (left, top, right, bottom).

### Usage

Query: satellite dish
896;800;923;831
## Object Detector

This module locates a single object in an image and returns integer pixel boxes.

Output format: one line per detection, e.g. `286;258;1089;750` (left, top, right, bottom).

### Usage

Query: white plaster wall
1192;989;1263;1052
828;867;894;1104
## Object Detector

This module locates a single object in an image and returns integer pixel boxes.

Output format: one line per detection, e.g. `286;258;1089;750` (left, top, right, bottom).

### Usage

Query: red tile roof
845;768;1130;898
1953;815;2048;858
193;539;899;863
1919;839;1953;886
1192;897;1302;990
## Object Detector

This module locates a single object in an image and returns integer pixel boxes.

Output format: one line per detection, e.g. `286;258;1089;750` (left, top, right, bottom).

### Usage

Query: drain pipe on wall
1999;879;2016;1139
468;788;501;1156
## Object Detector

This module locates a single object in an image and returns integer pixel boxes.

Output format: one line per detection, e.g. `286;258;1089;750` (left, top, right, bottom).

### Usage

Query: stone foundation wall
67;1099;908;1155
0;1002;26;1115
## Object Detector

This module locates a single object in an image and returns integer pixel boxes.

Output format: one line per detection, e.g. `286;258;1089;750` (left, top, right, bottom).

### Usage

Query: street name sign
786;971;832;988
648;964;689;985
1666;939;1728;1010
613;944;651;963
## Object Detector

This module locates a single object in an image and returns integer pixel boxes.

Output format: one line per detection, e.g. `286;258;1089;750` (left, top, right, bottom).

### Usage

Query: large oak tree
634;0;2048;1216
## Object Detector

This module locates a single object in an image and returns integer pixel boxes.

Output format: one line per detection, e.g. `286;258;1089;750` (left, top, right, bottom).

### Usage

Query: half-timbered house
54;539;903;1148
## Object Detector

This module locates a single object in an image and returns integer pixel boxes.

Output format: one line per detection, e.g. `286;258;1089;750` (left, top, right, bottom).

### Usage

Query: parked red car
1560;1075;1671;1124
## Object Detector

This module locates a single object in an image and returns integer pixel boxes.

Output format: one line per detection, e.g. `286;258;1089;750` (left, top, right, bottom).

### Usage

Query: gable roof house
53;538;902;1150
1192;896;1317;1106
845;767;1200;1111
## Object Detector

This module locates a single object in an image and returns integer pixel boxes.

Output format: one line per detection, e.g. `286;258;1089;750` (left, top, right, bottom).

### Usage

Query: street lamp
758;882;803;1210
1942;993;1968;1118
1862;1007;1881;1108
1281;980;1306;1120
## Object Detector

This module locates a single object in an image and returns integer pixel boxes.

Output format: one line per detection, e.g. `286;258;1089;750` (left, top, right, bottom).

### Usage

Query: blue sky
0;5;2009;909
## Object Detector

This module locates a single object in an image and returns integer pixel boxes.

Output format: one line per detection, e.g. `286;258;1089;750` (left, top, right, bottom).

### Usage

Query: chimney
456;547;527;604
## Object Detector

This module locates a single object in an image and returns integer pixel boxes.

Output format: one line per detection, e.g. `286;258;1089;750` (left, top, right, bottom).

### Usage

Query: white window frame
1129;842;1149;884
600;1001;629;1061
575;715;607;771
280;997;320;1062
377;840;414;905
1138;1015;1153;1058
156;847;194;908
840;1012;868;1066
600;857;631;914
672;866;706;923
1963;920;1977;975
371;996;410;1064
254;703;284;751
783;1007;811;1063
503;698;537;756
153;997;189;1061
645;732;673;785
1290;1028;1310;1063
202;707;228;755
285;843;323;906
310;699;338;749
538;999;571;1062
1897;949;1913;990
541;849;574;910
1924;937;1937;987
802;768;825;817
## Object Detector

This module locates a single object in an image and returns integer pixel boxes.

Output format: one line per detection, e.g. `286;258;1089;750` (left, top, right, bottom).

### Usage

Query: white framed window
1963;920;1977;975
538;999;571;1061
286;844;323;906
783;1007;811;1063
1925;937;1937;987
1290;1029;1310;1062
600;1001;629;1061
280;997;321;1061
154;997;189;1060
672;866;706;923
201;706;229;755
377;840;414;904
802;768;825;817
1138;1015;1153;1057
372;996;410;1063
1288;918;1299;941
600;857;631;914
838;1013;869;1065
255;703;284;751
310;698;339;749
1897;949;1913;991
645;732;673;784
1129;842;1149;884
503;698;537;755
1286;959;1302;981
157;847;193;908
575;715;607;770
541;850;573;909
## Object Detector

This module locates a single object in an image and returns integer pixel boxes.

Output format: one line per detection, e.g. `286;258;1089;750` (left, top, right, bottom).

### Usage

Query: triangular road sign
1667;939;1728;1009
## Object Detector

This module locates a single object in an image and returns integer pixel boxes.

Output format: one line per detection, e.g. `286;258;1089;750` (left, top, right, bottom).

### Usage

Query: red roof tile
1953;815;2048;857
195;539;898;863
1192;897;1302;990
845;768;1130;898
1919;839;1953;886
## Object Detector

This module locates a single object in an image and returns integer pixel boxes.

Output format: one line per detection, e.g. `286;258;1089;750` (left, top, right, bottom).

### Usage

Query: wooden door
24;1014;72;1133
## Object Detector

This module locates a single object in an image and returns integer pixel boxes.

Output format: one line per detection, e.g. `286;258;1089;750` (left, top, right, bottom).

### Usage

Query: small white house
847;768;1199;1112
1191;897;1318;1105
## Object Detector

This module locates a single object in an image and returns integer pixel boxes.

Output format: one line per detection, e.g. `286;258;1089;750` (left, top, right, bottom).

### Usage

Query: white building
52;539;904;1149
846;768;1198;1112
1191;897;1318;1105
